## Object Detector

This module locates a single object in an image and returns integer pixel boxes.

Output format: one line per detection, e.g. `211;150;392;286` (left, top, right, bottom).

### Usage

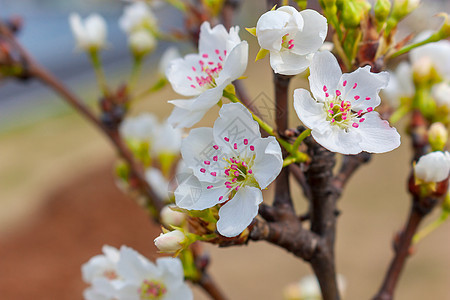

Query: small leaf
255;48;270;62
224;83;236;95
245;27;257;37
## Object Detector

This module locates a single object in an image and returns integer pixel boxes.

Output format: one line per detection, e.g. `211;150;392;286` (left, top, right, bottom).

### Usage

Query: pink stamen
331;119;335;123
353;83;357;89
343;80;347;87
202;53;208;58
248;169;253;174
330;103;334;108
224;50;227;56
213;156;218;161
367;107;373;112
207;185;213;189
328;110;334;114
354;95;360;100
226;184;232;189
200;168;206;173
199;60;204;65
243;139;248;145
352;123;359;128
219;56;223;61
208;61;214;65
325;93;330;97
204;160;210;165
288;44;294;49
224;137;229;142
234;143;237;149
340;107;345;112
235;186;240;191
215;49;220;54
250;145;255;151
219;196;223;201
225;169;230;176
213;145;219;150
323;85;328;92
234;171;239;176
342;116;347;120
211;172;217;176
365;97;371;100
187;76;192;80
359;118;365;122
192;67;196;72
242;162;247;167
336;90;341;96
190;84;196;88
232;178;237;183
230;165;238;170
358;110;363;116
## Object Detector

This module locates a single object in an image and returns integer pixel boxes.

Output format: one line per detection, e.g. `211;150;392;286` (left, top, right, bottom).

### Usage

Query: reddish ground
0;164;161;300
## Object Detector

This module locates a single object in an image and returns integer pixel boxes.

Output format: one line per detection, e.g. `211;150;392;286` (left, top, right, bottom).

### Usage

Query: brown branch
333;152;372;192
289;164;312;200
197;272;228;300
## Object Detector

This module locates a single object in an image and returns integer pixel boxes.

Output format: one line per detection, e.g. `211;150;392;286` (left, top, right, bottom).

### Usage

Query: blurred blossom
428;122;448;151
159;47;181;78
283;274;347;300
166;21;248;128
415;151;450;183
383;62;414;107
119;2;158;34
82;245;120;284
129;29;157;57
154;230;186;253
145;168;170;201
119;113;157;144
152;120;182;156
294;51;401;155
431;82;450;109
160;205;185;228
255;6;328;75
69;13;107;51
175;103;283;237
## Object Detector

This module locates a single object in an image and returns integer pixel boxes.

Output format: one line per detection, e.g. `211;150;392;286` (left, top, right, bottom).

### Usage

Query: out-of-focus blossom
129;29;157;57
69;13;107;51
159;47;181;78
415;151;450;183
119;2;158;34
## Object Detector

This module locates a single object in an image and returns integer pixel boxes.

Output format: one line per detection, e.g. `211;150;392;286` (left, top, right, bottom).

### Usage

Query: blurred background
0;0;450;299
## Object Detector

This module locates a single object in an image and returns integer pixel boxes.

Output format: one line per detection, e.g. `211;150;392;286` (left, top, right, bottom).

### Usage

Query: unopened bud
160;205;185;228
129;30;156;58
374;0;392;24
154;230;185;253
428;122;448;151
414;151;450;183
392;0;420;20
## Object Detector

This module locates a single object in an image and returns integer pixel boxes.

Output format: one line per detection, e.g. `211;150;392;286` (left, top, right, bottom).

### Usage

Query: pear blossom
119;2;157;34
119;113;158;143
294;51;401;155
129;29;157;57
69;13;107;51
255;6;327;75
174;103;283;237
115;246;192;300
145;168;170;200
166;21;248;128
154;230;186;252
414;151;450;182
160;205;185;228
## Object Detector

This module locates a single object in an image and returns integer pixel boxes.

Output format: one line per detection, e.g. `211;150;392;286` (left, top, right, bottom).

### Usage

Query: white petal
213;102;261;151
115;283;141;300
309;51;342;101
251;136;283;189
117;246;159;282
198;22;232;56
216;41;248;85
415;151;450;182
174;175;227;210
145;168;169;200
357;111;401;153
156;257;184;283
311;126;363;155
158;47;181;76
84;287;110;300
256;10;294;52
85;14;107;48
432;82;450;108
291;9;327;56
338;65;389;111
119;113;157;141
166;54;208;96
152;121;182;154
102;245;120;263
167;106;207;129
165;282;193;300
216;186;263;237
269;51;312;75
293;89;329;134
411;38;450;78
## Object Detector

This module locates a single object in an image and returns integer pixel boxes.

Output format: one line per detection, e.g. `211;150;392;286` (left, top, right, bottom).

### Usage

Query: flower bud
342;1;362;28
374;0;391;24
161;205;185;228
428;122;448;151
392;0;420;20
129;30;156;58
412;56;434;83
414;151;450;183
69;13;107;51
154;230;185;253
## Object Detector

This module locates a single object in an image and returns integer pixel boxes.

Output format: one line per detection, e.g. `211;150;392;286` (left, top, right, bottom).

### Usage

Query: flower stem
292;128;312;151
413;211;449;244
88;49;108;96
390;33;443;59
129;55;144;93
222;89;292;151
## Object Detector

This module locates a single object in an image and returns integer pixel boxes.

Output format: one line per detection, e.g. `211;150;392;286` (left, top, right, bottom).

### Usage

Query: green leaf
255;48;270;62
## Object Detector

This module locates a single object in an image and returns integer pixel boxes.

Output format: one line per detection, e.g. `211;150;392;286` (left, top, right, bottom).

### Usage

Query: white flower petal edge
255;6;327;75
415;151;450;182
175;103;283;237
166;21;248;128
294;51;401;155
69;13;107;51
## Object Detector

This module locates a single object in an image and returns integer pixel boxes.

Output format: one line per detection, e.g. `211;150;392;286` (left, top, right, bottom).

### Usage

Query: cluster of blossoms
82;245;192;300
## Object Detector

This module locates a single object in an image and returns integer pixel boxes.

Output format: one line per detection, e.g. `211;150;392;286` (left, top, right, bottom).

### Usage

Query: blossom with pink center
294;51;401;155
174;103;283;237
255;6;327;75
166;21;248;128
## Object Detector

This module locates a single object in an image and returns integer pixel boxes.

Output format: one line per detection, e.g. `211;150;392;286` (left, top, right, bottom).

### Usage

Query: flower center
281;33;294;50
188;49;226;90
102;269;118;280
139;279;167;300
322;84;373;130
200;137;258;202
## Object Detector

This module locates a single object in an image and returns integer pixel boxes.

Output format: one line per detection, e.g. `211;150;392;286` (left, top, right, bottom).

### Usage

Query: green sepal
224;83;236;96
255;48;270;62
245;27;257;37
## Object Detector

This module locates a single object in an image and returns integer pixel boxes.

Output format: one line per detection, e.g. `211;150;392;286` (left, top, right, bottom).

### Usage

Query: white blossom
166;21;248;128
293;51;401;155
174;103;283;237
119;2;157;34
154;230;186;252
255;6;327;75
382;62;414;107
129;29;157;56
431;82;450;108
119;113;158;144
415;151;450;182
69;13;107;51
115;246;192;300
